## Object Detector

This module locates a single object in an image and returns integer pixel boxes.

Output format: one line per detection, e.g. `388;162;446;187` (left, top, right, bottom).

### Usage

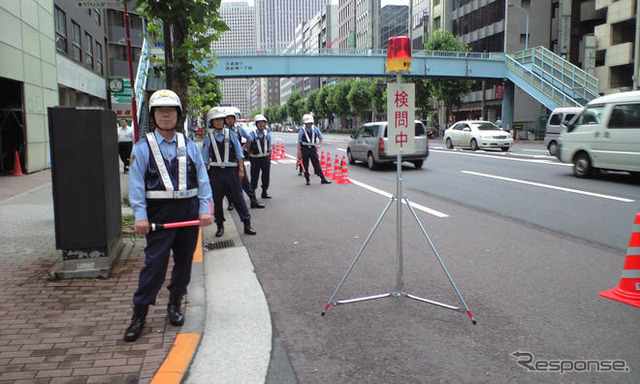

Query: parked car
347;121;429;169
557;91;640;178
544;107;581;156
443;120;513;151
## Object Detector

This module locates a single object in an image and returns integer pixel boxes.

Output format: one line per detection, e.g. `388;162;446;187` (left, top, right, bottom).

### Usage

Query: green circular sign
109;78;124;93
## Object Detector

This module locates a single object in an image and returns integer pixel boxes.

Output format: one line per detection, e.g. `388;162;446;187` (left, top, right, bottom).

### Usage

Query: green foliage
331;81;352;117
423;30;473;116
305;89;319;116
188;63;223;117
136;0;228;123
347;79;371;120
314;87;330;119
412;76;432;119
368;79;387;116
285;91;305;124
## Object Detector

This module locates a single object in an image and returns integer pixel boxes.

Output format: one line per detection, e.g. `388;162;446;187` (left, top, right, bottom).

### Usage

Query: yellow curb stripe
150;332;201;384
193;228;203;263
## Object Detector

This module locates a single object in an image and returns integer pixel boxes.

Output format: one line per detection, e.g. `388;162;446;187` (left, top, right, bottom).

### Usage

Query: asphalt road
237;140;639;383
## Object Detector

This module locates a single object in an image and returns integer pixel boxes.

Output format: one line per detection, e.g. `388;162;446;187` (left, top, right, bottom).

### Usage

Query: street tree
305;89;319;117
136;0;228;128
331;81;353;122
348;79;371;126
423;30;473;123
368;79;387;120
285;91;305;124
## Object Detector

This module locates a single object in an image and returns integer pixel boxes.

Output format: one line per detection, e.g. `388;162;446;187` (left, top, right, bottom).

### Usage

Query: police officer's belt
301;142;316;147
249;153;270;158
145;189;198;199
208;161;238;168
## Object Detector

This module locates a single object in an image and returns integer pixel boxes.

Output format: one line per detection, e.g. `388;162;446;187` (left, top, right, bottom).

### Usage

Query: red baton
150;220;201;231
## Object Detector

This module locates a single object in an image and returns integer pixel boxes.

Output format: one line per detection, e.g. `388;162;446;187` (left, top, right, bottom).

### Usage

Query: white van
557;91;640;178
544;107;581;155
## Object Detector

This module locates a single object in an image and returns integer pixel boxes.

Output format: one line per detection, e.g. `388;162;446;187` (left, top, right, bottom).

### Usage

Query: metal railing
511;46;599;103
134;38;151;128
505;54;581;109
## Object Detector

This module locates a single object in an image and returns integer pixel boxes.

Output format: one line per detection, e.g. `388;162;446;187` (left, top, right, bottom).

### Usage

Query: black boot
167;294;185;326
215;225;224;237
305;175;310;185
227;202;234;211
243;220;257;235
321;176;332;184
250;197;265;208
124;304;148;342
261;190;271;199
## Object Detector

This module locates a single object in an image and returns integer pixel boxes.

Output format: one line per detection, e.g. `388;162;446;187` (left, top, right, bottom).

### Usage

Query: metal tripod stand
321;152;476;325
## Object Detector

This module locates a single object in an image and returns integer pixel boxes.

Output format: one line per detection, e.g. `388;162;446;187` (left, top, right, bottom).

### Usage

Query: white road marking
430;148;571;166
280;152;449;217
350;179;449;218
461;171;635;203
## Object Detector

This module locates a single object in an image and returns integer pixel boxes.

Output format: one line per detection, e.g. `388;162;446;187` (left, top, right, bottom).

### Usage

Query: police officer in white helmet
202;108;257;237
246;114;272;198
124;89;213;342
297;113;331;185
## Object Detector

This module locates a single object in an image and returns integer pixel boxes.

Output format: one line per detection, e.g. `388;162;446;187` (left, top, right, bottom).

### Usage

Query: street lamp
508;1;529;51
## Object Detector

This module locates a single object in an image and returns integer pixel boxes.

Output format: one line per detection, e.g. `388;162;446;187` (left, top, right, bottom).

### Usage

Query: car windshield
473;122;500;131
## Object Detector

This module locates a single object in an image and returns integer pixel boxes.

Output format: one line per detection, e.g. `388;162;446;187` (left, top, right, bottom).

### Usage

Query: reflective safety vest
249;131;270;158
145;132;198;199
208;129;238;168
301;126;317;147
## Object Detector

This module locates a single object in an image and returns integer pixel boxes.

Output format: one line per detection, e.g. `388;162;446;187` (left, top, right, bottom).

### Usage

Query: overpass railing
505;54;582;109
511;46;599;104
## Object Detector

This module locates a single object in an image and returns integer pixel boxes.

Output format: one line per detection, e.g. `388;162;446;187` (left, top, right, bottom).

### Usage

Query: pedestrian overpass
210;46;599;128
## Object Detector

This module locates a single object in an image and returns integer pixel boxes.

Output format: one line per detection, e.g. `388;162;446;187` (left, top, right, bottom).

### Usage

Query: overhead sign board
386;83;415;155
76;1;125;9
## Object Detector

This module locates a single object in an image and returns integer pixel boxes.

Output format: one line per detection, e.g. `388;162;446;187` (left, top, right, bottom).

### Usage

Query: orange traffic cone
324;151;332;179
271;140;280;160
12;151;24;176
279;142;286;160
599;211;640;307
337;156;352;184
332;154;340;181
320;151;325;172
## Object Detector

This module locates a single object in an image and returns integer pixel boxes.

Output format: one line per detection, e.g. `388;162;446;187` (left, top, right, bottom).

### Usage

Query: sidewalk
0;169;271;383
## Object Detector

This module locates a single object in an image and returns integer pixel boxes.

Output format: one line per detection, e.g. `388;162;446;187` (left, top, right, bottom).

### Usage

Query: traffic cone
279;141;286;160
271;140;279;160
12;151;24;176
337;156;352;184
324;151;332;179
332;154;340;181
320;151;325;172
599;211;640;307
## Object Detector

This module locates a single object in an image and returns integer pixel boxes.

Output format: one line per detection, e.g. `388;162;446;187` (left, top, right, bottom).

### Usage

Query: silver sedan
443;120;513;151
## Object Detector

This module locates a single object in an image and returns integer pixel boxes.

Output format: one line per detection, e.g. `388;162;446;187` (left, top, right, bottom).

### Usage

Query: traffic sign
386;82;415;155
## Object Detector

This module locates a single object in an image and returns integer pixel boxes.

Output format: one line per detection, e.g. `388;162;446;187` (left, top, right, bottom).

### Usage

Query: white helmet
149;89;182;113
207;108;226;125
254;114;267;123
302;114;314;124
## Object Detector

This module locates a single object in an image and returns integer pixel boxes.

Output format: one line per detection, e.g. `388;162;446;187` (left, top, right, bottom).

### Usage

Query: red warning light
386;36;412;72
387;36;412;59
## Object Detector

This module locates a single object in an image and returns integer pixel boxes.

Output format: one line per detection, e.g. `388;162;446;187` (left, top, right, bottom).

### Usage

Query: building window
92;9;101;26
72;21;82;62
95;42;103;74
84;32;93;67
54;7;67;53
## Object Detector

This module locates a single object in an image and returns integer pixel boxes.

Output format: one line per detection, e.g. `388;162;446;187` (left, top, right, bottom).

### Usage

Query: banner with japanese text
386;83;415;155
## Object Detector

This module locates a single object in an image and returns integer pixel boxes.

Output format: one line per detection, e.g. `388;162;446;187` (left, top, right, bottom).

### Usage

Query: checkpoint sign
386;83;415;155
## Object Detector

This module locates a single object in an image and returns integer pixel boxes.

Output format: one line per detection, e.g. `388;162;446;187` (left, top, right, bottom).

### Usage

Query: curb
149;228;206;384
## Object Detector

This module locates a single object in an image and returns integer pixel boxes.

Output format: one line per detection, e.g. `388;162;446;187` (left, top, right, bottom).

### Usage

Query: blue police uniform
248;128;272;195
202;128;256;235
298;125;331;185
227;123;262;205
128;130;212;306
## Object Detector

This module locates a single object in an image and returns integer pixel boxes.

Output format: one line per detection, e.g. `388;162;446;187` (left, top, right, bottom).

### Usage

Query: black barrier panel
48;107;122;259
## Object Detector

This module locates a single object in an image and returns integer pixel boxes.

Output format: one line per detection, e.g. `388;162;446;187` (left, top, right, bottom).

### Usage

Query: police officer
225;110;265;209
297;113;331;186
246;114;272;198
124;89;213;342
203;108;257;237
